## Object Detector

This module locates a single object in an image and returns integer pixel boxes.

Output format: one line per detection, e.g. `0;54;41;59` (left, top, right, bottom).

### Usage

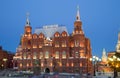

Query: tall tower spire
26;12;30;26
101;48;107;63
24;12;32;35
116;32;120;53
76;5;80;21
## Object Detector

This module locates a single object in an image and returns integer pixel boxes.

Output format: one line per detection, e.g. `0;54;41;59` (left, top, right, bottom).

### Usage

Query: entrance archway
45;68;50;73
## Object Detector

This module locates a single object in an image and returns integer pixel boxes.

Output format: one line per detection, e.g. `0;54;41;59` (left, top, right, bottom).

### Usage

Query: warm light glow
71;63;74;67
62;51;66;59
96;57;99;61
50;63;53;67
45;51;49;59
3;58;7;62
67;63;69;67
80;63;82;67
41;63;43;67
20;63;22;67
113;55;116;59
27;63;29;67
33;45;37;48
116;64;119;68
117;58;120;61
90;58;92;61
55;51;59;59
109;58;113;61
31;63;33;67
93;56;96;58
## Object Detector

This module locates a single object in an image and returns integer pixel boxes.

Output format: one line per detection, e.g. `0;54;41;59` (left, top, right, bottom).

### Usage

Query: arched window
54;32;60;37
33;52;37;59
79;50;85;58
62;41;67;47
39;52;43;59
55;42;59;47
62;51;66;59
75;51;79;58
45;51;49;59
61;31;67;37
75;40;79;47
39;33;44;38
23;53;26;59
28;55;31;59
55;51;59;59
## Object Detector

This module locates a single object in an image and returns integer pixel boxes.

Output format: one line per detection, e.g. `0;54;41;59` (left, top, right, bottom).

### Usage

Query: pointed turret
26;12;30;26
76;5;80;21
101;48;107;63
116;32;120;53
73;5;83;35
24;12;32;35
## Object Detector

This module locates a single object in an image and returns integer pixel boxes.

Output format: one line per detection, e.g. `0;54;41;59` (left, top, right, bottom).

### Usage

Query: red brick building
0;46;14;69
13;7;92;74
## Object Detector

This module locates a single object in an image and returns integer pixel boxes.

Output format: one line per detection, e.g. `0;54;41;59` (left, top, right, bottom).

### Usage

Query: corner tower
24;13;32;35
73;5;84;35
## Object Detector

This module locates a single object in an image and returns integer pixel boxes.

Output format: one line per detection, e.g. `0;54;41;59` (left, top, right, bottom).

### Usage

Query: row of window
19;62;83;67
23;51;85;60
25;31;68;39
23;51;67;59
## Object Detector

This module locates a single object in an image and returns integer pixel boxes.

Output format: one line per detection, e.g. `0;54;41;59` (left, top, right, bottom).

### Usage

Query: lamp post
90;56;101;76
3;58;7;69
108;55;120;78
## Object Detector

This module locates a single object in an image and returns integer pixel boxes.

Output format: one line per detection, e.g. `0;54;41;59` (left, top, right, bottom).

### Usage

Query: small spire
26;12;30;26
118;31;120;43
102;48;107;62
76;5;80;21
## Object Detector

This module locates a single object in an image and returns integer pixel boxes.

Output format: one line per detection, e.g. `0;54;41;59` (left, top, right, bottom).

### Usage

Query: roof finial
26;12;30;26
76;5;80;21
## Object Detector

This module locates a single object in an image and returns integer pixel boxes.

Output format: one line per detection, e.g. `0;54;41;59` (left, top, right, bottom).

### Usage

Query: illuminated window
76;30;78;34
39;45;42;48
55;51;59;59
41;63;43;67
62;51;66;59
39;33;44;38
55;42;59;47
28;55;31;59
71;63;74;67
45;51;49;59
33;44;37;48
33;35;37;39
62;41;67;47
67;63;69;67
79;50;85;58
80;42;84;47
23;53;26;59
80;63;82;67
55;33;60;37
62;32;67;37
27;63;29;67
33;52;37;59
20;63;22;67
75;51;79;58
75;40;79;47
39;52;43;59
71;42;74;47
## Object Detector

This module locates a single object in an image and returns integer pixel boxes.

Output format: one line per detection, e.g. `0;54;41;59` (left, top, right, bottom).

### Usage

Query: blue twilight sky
0;0;120;58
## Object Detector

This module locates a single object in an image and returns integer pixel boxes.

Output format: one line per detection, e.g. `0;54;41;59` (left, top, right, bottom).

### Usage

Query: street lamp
108;55;120;78
90;56;101;76
3;58;7;69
